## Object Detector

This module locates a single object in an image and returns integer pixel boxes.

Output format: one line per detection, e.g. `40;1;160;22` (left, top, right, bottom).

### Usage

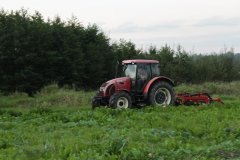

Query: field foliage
0;82;240;159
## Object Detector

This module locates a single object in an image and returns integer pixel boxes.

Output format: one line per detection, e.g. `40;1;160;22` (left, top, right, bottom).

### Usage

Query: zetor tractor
92;59;175;109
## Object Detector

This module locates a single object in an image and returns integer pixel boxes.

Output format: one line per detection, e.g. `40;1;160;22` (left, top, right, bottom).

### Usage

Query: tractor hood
99;77;131;95
106;77;130;84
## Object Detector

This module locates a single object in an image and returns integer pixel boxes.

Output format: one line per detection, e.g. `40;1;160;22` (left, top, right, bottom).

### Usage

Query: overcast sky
1;0;240;53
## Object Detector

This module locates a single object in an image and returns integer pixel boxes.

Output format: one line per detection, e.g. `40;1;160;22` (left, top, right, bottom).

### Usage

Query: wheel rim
154;88;171;106
116;97;129;109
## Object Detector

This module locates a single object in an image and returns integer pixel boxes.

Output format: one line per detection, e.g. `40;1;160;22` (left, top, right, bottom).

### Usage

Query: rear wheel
109;91;132;109
149;81;175;106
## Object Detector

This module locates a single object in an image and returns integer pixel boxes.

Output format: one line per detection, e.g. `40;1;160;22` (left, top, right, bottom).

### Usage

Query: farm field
0;82;240;159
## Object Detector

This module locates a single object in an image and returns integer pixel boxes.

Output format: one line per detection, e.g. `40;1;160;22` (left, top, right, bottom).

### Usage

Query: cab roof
122;59;159;64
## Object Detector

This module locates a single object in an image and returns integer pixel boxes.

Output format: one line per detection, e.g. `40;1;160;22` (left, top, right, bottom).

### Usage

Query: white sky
1;0;240;53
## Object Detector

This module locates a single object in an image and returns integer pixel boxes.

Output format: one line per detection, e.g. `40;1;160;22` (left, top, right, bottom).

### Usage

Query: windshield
122;64;137;79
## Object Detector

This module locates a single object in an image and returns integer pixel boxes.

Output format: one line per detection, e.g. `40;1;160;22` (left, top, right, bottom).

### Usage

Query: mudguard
143;76;175;99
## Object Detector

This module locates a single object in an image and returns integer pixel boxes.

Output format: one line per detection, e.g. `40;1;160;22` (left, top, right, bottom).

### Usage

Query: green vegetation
0;9;240;95
176;81;240;96
0;82;240;159
0;8;239;159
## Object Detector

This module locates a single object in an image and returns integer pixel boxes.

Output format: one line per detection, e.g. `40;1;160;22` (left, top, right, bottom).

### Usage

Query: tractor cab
121;60;160;92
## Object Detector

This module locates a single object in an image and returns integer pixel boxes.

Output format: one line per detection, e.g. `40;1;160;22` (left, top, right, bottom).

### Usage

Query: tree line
0;9;239;95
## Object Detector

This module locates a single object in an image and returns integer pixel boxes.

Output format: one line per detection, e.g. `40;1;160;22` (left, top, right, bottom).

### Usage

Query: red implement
176;93;224;105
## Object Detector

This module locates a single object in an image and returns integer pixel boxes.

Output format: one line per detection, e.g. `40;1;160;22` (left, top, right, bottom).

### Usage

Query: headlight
100;83;107;91
99;87;104;91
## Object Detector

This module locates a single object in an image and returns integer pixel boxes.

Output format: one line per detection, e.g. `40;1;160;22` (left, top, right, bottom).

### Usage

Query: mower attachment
175;93;224;105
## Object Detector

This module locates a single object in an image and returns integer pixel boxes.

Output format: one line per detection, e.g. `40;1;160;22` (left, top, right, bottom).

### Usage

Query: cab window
151;64;160;77
123;64;137;80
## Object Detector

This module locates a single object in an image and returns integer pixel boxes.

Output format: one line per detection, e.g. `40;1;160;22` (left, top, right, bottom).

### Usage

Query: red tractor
92;59;175;109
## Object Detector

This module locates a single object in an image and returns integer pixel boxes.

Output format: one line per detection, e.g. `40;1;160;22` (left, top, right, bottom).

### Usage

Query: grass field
0;82;240;159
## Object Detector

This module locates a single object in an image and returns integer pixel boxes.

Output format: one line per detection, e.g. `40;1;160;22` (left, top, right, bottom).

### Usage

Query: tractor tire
149;81;175;106
109;91;132;109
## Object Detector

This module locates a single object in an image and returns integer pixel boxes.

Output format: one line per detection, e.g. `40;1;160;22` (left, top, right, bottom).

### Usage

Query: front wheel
109;91;132;109
149;81;175;106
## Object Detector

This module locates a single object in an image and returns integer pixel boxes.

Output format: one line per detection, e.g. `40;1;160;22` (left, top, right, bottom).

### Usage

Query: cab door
136;64;151;92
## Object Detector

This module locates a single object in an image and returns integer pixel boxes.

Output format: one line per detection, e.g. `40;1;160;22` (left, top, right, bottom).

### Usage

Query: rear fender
143;76;175;99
